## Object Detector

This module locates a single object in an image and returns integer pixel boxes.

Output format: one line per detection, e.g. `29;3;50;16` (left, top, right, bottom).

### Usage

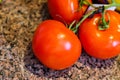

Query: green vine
98;0;120;30
70;0;120;33
78;0;92;10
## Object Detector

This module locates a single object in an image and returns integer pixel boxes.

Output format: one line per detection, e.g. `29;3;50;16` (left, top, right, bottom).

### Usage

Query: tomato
48;0;92;25
32;20;81;70
79;10;120;59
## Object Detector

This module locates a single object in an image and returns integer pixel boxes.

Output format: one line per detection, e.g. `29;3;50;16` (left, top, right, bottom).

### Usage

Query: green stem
79;0;98;9
77;10;96;28
98;9;110;30
68;20;76;30
84;0;98;9
97;1;120;30
111;0;116;3
82;0;98;8
73;10;96;33
105;3;120;9
70;0;120;33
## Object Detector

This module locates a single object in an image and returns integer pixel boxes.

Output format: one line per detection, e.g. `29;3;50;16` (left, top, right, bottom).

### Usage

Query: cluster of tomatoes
32;0;120;70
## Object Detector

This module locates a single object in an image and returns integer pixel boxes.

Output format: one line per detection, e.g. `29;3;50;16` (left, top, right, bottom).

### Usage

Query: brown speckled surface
0;0;120;80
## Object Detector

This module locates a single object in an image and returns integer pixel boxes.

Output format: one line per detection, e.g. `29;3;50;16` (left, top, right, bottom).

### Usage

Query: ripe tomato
79;10;120;59
32;20;81;70
48;0;92;25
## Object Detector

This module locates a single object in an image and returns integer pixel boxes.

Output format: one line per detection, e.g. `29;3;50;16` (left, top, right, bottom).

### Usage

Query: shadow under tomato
76;49;116;69
24;42;71;79
24;43;117;79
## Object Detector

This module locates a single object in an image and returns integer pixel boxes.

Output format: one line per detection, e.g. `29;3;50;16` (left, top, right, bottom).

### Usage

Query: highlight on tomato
48;0;92;25
32;20;82;70
78;10;120;59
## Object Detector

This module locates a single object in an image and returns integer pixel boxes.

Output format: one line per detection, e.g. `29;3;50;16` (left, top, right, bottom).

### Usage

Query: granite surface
0;0;120;80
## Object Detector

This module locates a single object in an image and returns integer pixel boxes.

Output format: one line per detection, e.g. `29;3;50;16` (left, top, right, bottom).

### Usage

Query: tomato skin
79;10;120;59
32;20;81;70
48;0;91;25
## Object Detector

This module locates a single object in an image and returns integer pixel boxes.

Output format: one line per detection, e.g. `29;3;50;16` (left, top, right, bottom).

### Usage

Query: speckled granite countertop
0;0;120;80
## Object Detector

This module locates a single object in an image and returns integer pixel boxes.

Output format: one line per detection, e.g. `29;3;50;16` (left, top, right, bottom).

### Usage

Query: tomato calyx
98;8;110;30
78;0;92;11
68;0;120;33
68;20;78;33
79;0;120;30
68;10;96;33
97;0;120;30
79;0;90;7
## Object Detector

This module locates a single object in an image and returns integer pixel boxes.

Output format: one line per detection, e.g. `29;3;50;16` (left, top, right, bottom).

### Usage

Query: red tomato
79;10;120;59
32;20;81;70
48;0;92;25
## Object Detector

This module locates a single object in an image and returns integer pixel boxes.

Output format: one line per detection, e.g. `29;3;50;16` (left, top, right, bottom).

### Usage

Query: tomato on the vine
48;0;92;25
79;10;120;59
32;20;81;70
